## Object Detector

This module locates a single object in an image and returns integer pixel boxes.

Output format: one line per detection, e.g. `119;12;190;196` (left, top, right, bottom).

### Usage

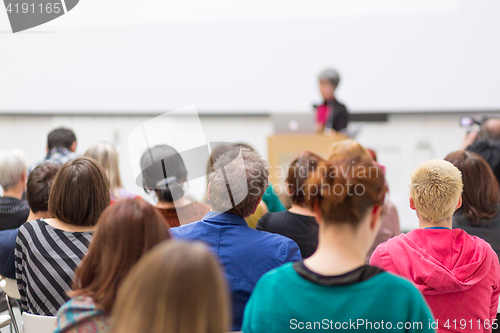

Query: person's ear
46;146;49;153
21;170;27;183
285;182;295;197
409;197;416;210
370;206;382;231
252;198;262;215
207;182;211;202
456;196;463;210
314;202;322;225
70;141;77;152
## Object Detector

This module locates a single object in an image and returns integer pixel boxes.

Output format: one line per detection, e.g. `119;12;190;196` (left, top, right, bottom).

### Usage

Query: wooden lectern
267;133;348;189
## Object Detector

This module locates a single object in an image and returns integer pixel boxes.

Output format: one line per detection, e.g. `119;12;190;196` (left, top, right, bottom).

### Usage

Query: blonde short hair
409;159;463;223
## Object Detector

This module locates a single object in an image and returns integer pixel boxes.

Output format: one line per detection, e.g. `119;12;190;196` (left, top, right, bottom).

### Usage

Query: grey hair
318;68;341;87
208;148;269;218
0;149;27;191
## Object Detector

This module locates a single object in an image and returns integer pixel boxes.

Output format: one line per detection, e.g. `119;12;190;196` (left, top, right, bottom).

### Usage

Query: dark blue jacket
170;211;301;331
0;228;18;279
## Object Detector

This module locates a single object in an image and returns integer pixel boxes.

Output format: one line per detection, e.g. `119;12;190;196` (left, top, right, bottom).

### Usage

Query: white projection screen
1;0;499;114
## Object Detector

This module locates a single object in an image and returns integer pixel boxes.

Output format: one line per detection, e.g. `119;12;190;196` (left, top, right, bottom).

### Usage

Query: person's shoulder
17;219;41;235
248;228;301;258
254;262;295;289
170;219;205;238
0;228;19;240
374;230;406;249
58;295;98;313
0;228;19;248
249;225;294;244
454;227;493;246
56;296;107;333
257;211;286;227
374;271;424;299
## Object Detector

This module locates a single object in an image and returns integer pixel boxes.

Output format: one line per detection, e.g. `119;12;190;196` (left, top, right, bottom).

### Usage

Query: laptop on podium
272;113;315;134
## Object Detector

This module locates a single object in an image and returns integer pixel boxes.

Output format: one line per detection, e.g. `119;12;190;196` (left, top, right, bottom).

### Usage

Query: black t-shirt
0;196;30;231
256;211;318;258
452;207;500;261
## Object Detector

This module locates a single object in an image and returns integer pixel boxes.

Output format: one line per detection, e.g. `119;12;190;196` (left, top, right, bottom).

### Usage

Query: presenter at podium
314;68;349;134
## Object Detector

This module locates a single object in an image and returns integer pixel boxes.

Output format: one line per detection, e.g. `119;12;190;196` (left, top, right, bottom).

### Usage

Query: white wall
0;112;483;231
1;0;499;112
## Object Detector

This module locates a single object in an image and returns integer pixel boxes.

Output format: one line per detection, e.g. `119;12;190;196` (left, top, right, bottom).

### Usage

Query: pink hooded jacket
371;228;500;333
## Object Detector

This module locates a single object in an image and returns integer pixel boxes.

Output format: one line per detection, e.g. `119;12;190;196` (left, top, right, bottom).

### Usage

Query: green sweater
243;262;436;333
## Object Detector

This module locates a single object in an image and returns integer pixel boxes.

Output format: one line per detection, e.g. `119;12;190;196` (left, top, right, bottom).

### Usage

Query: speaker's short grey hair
208;148;269;219
0;149;27;191
318;68;341;87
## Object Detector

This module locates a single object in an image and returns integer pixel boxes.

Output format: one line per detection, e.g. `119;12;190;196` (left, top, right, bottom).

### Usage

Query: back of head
47;128;77;150
208;147;269;218
0;149;27;191
73;197;170;313
287;151;325;206
445;150;499;225
140;145;187;203
206;144;237;180
84;142;122;191
111;241;230;333
49;157;110;226
409;159;463;223
365;148;378;162
318;68;340;88
466;138;500;186
26;163;61;213
305;154;386;227
328;139;369;161
476;118;500;142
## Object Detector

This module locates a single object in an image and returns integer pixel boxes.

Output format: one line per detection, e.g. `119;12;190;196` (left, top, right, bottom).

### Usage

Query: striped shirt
15;219;93;315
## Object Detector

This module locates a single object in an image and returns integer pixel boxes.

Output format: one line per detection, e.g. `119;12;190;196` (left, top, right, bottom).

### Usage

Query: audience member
55;198;170;333
171;147;301;330
0;149;30;231
0;162;61;279
205;143;271;228
15;157;110;315
140;144;209;228
203;143;236;204
446;150;500;259
243;151;434;333
364;148;401;262
235;143;286;213
256;151;323;258
328;139;367;160
461;117;500;150
314;68;349;133
85;142;136;203
30;127;79;172
328;141;402;262
371;159;500;333
111;241;230;333
466;139;500;186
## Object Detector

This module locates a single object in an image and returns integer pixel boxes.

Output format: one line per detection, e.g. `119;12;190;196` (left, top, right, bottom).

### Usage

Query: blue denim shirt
170;211;302;331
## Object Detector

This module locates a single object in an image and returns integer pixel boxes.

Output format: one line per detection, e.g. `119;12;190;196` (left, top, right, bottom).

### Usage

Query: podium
267;133;348;189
